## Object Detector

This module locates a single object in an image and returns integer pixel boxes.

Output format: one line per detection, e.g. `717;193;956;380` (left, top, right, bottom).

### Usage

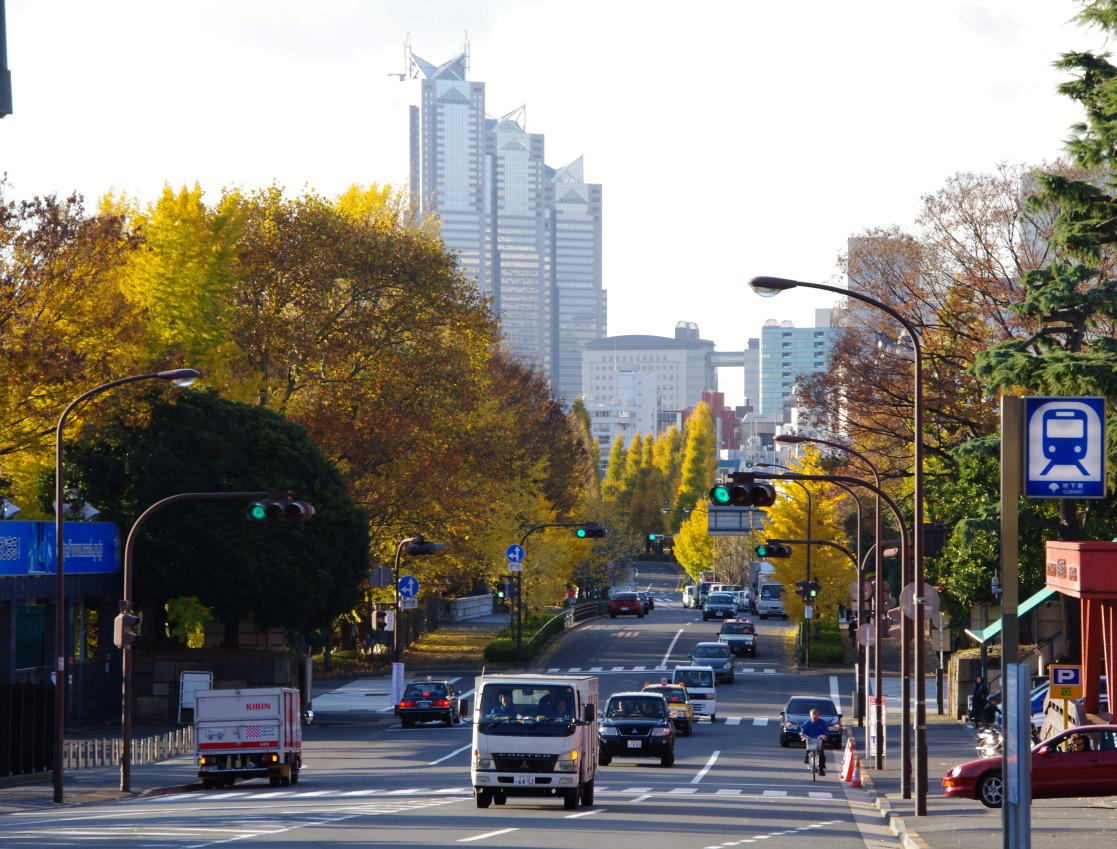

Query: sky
0;0;1101;406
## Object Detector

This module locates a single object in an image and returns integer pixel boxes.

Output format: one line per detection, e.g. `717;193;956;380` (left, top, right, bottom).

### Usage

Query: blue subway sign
1024;397;1107;499
0;521;121;576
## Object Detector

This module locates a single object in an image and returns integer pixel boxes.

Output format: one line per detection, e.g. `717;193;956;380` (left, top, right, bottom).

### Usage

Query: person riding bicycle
800;708;829;776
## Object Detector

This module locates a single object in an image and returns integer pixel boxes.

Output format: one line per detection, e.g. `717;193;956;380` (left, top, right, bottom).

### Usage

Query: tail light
399;700;414;708
436;699;450;707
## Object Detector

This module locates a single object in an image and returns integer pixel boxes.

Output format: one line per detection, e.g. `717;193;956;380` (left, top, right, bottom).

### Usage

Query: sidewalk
856;713;1117;849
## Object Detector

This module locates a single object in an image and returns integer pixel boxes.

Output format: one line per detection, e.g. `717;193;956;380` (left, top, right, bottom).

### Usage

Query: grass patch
797;618;846;665
404;624;506;671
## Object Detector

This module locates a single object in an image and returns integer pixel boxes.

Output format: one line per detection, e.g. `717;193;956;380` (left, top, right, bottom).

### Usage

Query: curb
856;768;931;849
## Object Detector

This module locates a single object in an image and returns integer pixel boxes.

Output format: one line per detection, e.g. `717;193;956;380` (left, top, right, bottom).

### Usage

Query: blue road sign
1024;397;1106;499
398;575;419;599
506;544;525;563
1050;665;1081;688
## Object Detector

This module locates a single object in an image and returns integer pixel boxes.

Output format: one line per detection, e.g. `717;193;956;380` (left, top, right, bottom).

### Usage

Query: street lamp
777;433;884;755
53;367;199;803
752;274;926;813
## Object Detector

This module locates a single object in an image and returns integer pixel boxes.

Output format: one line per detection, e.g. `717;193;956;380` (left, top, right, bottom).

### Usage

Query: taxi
642;682;694;736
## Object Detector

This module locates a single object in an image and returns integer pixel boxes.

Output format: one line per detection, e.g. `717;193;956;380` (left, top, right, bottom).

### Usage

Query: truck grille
493;753;557;773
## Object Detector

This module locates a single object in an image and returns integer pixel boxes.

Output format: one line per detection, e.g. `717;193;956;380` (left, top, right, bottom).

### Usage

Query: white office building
584;370;659;471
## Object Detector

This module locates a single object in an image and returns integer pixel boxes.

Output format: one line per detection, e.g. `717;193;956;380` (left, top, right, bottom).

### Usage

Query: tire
599;750;611;766
563;790;579;810
202;780;217;790
224;778;236;787
661;751;675;767
683;722;692;737
290;763;300;785
780;735;789;747
444;713;453;727
710;714;716;723
280;773;291;787
759;614;767;620
581;779;594;806
637;612;644;619
493;793;507;806
609;613;617;619
703;614;710;621
270;776;282;787
475;788;493;808
977;772;1004;808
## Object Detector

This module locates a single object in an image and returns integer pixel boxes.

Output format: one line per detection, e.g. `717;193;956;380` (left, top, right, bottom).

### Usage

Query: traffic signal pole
120;489;279;792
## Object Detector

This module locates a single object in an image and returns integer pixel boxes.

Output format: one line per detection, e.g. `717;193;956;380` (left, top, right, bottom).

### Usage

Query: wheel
977;772;1004;808
563;790;579;809
493;792;507;806
270;776;282;787
703;614;710;621
280;773;291;787
202;780;217;790
581;779;594;806
475;788;492;808
661;751;675;767
444;713;453;727
290;762;300;785
637;612;644;618
780;735;789;747
710;714;716;722
609;613;617;619
599;750;611;766
452;709;462;725
683;722;692;737
224;778;236;787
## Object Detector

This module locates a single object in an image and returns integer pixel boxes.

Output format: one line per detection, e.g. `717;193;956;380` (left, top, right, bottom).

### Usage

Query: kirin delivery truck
194;687;302;788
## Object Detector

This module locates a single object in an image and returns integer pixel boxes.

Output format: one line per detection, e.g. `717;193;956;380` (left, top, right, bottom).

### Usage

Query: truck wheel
475;788;492;808
201;780;217;790
563;789;579;810
290;762;300;785
581;779;594;806
684;722;693;737
270;777;283;787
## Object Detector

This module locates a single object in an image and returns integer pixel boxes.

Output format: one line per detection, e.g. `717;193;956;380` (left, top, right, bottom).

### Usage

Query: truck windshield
478;684;579;736
761;585;782;599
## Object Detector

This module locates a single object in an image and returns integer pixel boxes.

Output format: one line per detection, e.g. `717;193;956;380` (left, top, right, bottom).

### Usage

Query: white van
469;674;598;810
682;586;697;608
672;666;717;722
757;582;787;619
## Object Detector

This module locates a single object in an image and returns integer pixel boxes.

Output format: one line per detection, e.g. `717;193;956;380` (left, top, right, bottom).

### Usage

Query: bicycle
801;733;823;781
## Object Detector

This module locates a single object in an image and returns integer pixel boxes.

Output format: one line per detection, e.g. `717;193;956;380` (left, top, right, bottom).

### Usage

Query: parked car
609;592;645;618
637;591;654;613
396;680;463;727
688;642;735;683
682;585;697;608
598;692;675;766
778;696;842;748
703;592;737;621
942;724;1117;808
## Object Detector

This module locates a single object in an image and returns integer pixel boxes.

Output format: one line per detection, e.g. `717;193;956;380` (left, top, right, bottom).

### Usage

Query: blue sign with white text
1024;397;1107;499
0;521;121;576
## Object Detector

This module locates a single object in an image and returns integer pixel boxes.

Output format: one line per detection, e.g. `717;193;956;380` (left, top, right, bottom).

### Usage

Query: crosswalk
137;784;838;804
545;666;777;675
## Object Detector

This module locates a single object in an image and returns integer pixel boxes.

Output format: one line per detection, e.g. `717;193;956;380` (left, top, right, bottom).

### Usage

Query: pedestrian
970;675;987;728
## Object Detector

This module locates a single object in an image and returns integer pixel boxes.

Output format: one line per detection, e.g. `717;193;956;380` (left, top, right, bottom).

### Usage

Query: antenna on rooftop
389;32;416;81
463;31;470;76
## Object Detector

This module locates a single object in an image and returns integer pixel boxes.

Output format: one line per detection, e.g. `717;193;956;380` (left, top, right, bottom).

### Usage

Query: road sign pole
1001;397;1024;849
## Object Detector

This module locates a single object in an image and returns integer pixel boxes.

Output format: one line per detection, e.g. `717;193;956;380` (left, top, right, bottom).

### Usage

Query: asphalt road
0;561;901;849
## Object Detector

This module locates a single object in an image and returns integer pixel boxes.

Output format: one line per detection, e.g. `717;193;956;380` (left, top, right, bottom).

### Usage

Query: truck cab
470;674;598;810
672;666;717;722
756;582;787;620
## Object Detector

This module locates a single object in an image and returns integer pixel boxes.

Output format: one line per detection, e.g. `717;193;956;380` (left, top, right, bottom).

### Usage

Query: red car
942;724;1117;808
609;592;645;618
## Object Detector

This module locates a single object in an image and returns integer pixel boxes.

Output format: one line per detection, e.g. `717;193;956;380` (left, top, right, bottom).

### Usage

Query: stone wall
440;594;494;623
132;655;302;721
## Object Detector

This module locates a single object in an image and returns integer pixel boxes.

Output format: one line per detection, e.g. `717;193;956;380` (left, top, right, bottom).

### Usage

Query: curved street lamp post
53;368;199;804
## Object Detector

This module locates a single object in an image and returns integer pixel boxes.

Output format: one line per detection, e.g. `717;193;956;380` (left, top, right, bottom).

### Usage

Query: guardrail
63;727;194;772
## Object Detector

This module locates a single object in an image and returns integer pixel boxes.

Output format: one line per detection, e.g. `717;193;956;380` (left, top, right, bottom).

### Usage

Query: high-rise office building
408;45;605;399
758;308;839;414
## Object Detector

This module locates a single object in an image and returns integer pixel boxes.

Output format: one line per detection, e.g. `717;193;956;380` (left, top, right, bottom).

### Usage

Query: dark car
396;680;462;727
637;591;654;613
598;692;675;766
689;642;735;683
943;725;1117;808
609;592;645;618
779;696;842;748
718;619;757;656
702;592;737;621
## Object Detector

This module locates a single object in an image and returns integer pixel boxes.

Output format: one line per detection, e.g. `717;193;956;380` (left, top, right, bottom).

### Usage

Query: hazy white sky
1;1;1099;405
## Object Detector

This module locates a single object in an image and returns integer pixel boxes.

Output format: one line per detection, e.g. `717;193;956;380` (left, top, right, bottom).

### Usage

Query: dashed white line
692;750;720;784
829;675;840;704
761;790;787;797
633;665;646;671
459;827;519;842
622;786;653;794
630;794;652;803
589;666;603;672
726;717;742;726
612;666;625;671
429;744;471;766
763;669;775;674
715;788;742;795
565;808;606;819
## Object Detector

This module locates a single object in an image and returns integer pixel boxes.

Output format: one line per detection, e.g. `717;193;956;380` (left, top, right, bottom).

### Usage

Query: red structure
1045;541;1117;715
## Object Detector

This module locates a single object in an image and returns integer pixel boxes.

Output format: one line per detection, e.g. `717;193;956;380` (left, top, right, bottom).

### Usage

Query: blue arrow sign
1024;397;1106;499
398;575;419;599
506;544;525;563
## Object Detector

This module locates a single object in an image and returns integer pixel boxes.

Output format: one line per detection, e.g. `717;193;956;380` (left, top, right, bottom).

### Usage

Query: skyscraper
758;309;839;414
408;45;606;399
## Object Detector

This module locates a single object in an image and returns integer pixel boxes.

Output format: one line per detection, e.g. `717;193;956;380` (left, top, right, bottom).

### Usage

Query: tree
601;435;628;503
674;403;717;529
674;500;713;581
653;424;683;498
61;388;369;641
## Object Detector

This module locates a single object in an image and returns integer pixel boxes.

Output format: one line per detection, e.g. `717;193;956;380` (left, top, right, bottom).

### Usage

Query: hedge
484;610;567;663
797;618;846;664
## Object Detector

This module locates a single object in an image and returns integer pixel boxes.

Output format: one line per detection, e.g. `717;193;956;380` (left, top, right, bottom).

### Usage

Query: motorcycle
976;727;1003;759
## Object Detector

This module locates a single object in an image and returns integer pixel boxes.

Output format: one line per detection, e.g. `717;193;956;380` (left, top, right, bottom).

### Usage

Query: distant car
609;592;645;619
682;585;697;608
703;592;737;621
637;591;654;613
943;725;1117;808
718;619;757;657
396;680;462;727
598;692;675;767
642;682;693;736
689;642;735;683
779;696;842;748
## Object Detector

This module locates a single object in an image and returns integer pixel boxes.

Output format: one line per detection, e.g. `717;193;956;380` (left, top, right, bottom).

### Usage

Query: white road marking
763;669;775;674
386;788;429;795
762;790;787;797
630;794;652;803
739;668;755;674
459;828;519;842
829;675;840;704
206;792;250;799
726;716;742;725
661;629;685;667
633;665;646;671
612;666;625;671
429;744;472;766
434;787;471;794
569;667;581;673
548;668;560;673
752;717;769;726
341;789;380;796
692;750;720;784
589;666;603;672
715;788;742;795
808;791;833;798
669;787;698;794
295;790;332;797
622;787;653;793
565;808;606;819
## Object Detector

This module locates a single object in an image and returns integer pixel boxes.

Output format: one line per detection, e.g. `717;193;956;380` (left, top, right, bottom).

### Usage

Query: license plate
417;701;431;708
627;740;642;748
514;776;534;785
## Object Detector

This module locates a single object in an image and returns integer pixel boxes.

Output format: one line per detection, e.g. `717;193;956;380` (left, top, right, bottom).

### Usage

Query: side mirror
1036;745;1049;756
584;703;595;723
459;699;468;717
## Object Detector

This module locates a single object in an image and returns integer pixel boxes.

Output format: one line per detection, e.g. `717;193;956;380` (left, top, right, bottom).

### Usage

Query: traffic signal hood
114;611;141;649
709;482;777;508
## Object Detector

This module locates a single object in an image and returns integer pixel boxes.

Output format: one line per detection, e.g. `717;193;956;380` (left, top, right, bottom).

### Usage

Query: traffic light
575;523;606;539
795;580;810;600
808;579;820;600
407;538;445;555
114;610;141;649
374;609;387;631
494;580;507;599
247;497;315;523
709;482;777;507
754;541;792;558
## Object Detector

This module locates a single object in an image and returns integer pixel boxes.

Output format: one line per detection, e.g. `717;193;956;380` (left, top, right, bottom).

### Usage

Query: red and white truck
194;687;302;788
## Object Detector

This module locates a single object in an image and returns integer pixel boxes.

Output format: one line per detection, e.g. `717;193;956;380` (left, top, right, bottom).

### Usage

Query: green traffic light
576;528;587;538
249;503;267;521
710;485;731;505
756;545;768;557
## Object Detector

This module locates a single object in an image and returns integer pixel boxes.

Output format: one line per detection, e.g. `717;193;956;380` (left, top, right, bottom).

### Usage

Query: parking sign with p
1049;664;1083;700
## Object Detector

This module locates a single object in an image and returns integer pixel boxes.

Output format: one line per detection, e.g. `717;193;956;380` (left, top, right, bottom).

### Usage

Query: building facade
758;308;839;414
584;370;658;471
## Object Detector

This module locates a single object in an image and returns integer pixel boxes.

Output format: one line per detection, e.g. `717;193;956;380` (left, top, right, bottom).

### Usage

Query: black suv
598;692;675;767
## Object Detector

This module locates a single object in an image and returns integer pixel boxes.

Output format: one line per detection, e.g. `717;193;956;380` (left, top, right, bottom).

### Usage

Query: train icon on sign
1040;409;1089;476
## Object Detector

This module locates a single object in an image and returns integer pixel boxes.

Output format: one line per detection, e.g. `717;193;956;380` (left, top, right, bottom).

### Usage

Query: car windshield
708;594;733;604
721;623;753;634
786;698;838;716
646;687;686;704
675;670;714;688
404;683;448;699
607;697;666;719
479;684;577;734
719;585;742;593
694;644;729;658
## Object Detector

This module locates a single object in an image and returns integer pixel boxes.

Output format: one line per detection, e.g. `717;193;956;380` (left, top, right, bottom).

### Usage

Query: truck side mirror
584;703;595;723
459;699;468;717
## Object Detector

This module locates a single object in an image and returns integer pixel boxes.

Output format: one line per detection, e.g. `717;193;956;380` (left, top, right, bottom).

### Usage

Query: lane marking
589;666;603;672
548;668;560;673
829;675;840;704
459;828;519;842
569;667;581;673
386;788;429;795
752;718;768;727
763;669;775;674
691;750;720;784
669;787;698;794
808;791;833;799
612;666;625;671
341;789;380;796
762;790;787;797
661;629;685;667
565;808;606;819
715;788;742;795
630;794;652;803
429;744;471;766
622;787;653;793
726;717;741;726
633;665;646;671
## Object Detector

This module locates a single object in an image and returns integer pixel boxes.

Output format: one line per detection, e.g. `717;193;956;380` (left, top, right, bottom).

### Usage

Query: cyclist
800;707;830;776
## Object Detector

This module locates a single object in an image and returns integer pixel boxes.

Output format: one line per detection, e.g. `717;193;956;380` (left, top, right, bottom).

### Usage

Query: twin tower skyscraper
407;47;606;402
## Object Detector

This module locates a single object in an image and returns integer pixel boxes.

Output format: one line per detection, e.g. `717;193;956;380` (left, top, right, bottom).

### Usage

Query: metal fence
0;682;53;778
62;727;194;771
397;595;442;652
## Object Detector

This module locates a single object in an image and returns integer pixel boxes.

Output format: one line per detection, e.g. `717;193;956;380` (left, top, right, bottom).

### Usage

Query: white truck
194;687;303;789
756;581;787;619
469;674;598;810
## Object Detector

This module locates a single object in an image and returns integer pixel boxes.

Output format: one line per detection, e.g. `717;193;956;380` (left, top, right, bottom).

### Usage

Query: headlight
556;751;579;771
600;726;618;736
651;727;672;737
951;766;962;777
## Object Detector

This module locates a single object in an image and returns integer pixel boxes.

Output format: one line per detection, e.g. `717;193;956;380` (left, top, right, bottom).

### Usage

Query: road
0;562;900;849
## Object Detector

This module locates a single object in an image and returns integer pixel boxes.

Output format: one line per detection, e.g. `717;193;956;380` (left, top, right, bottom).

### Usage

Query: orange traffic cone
841;738;854;782
849;755;863;788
